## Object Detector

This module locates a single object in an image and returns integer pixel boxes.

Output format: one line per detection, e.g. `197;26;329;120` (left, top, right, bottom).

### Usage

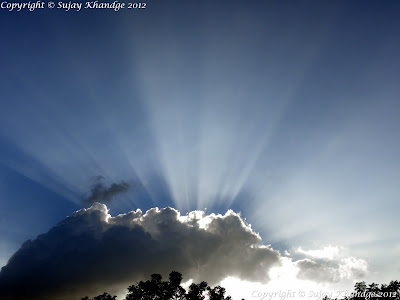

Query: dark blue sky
1;0;400;291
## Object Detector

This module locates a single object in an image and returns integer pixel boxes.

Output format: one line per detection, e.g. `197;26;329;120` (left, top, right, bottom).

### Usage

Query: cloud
84;179;130;204
338;257;368;279
296;258;342;283
296;255;368;283
0;204;280;300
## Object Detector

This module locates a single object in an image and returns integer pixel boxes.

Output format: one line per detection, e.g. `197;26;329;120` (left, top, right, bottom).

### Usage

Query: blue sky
1;0;400;298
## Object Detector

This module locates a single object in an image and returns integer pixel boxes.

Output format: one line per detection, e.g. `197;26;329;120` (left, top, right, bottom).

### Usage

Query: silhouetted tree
354;281;367;294
366;283;380;300
207;285;232;300
126;272;193;300
82;292;117;300
185;281;208;300
126;273;166;300
168;271;187;300
124;272;232;300
320;280;400;300
382;281;400;300
82;273;400;300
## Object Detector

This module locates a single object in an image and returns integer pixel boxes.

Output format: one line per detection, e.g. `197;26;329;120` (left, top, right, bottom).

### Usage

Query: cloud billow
0;204;280;300
295;251;368;283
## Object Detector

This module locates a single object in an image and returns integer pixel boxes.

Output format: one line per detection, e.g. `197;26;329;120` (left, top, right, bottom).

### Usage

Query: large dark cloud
0;204;280;300
84;179;130;204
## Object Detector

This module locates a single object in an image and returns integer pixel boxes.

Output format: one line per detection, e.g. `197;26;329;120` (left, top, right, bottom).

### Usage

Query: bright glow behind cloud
297;246;340;260
222;253;368;300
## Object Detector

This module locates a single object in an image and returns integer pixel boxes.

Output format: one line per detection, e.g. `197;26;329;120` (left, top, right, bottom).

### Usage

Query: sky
1;0;400;299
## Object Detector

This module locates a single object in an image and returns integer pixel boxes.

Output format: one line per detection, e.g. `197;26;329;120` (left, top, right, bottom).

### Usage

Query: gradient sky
1;0;400;298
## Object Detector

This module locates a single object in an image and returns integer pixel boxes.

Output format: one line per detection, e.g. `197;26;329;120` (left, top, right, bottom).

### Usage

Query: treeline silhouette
82;271;400;300
81;271;235;300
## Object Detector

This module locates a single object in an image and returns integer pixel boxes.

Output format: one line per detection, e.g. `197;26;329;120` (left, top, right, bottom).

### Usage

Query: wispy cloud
297;246;340;260
83;178;130;204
